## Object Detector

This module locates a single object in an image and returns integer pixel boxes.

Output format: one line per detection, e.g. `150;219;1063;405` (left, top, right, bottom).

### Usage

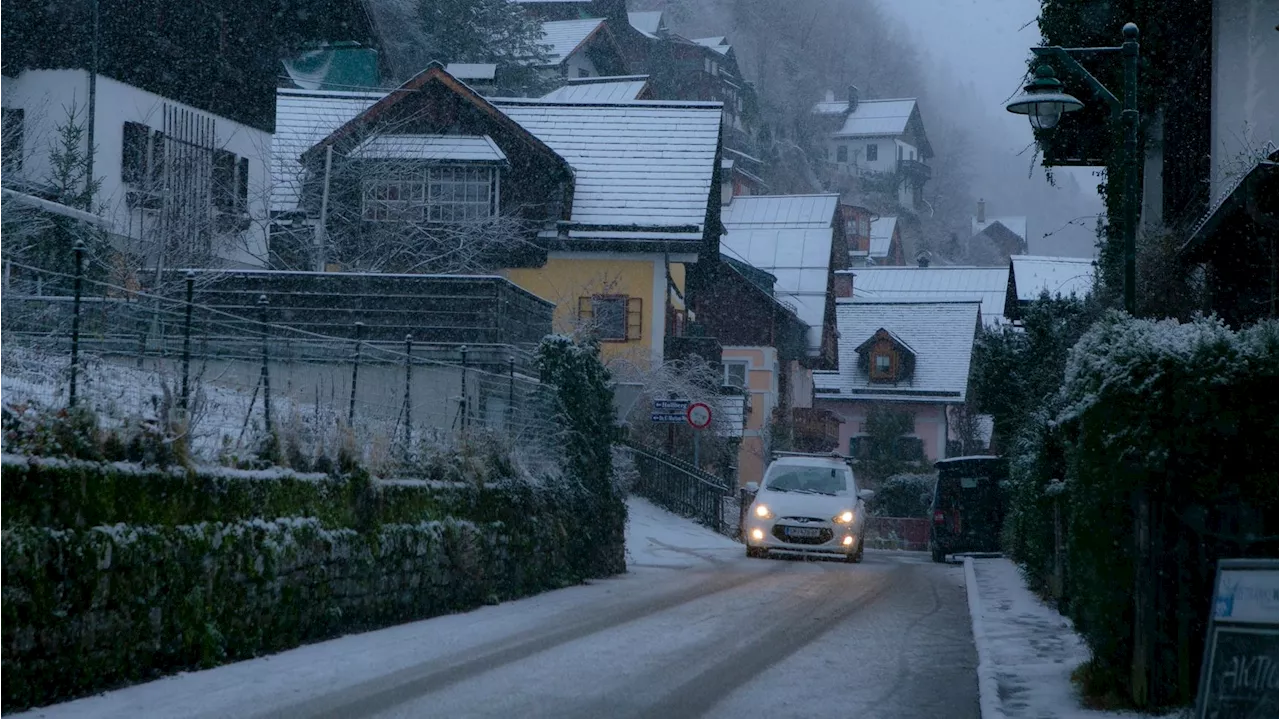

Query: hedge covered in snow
2;473;619;711
1047;313;1277;707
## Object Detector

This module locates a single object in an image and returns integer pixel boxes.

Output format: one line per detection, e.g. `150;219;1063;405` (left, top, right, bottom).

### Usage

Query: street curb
964;556;1007;719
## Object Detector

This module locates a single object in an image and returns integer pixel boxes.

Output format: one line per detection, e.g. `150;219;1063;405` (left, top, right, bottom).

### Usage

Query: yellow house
276;64;721;371
495;98;723;370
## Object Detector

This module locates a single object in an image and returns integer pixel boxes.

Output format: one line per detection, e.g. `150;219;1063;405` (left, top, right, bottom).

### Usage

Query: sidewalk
964;556;1183;719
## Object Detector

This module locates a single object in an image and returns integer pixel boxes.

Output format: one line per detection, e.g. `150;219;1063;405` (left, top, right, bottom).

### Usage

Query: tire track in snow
560;562;907;719
268;563;785;719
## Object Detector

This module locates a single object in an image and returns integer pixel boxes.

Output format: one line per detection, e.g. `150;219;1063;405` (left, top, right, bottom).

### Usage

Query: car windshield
764;466;850;496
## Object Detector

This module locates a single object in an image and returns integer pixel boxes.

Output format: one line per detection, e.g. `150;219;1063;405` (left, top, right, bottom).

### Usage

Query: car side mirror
858;489;876;501
744;481;760;493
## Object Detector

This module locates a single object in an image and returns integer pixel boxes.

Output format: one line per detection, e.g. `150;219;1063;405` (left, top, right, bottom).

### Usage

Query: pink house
812;299;982;463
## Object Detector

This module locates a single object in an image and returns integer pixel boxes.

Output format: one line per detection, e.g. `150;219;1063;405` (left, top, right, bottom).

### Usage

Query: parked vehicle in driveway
929;455;1008;562
743;452;875;563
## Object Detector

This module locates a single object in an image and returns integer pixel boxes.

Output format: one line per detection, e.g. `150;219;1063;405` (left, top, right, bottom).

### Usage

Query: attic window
362;165;497;222
870;350;895;381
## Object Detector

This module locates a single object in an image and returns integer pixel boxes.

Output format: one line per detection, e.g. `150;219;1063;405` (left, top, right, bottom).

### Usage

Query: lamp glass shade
1030;101;1064;129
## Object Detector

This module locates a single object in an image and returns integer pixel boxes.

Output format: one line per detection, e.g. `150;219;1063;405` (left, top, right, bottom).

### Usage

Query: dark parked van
929;455;1008;563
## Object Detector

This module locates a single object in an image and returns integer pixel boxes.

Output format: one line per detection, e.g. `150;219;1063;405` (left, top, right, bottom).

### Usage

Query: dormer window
856;328;916;384
351;134;506;223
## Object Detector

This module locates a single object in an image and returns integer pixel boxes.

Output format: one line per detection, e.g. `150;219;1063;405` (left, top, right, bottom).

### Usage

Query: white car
743;453;874;563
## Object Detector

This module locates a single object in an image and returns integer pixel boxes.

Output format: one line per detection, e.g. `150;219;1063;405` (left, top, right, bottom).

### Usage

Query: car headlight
833;510;855;524
754;504;774;519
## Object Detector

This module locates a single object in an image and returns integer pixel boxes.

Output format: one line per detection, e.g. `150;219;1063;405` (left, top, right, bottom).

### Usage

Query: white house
2;69;270;269
812;86;934;211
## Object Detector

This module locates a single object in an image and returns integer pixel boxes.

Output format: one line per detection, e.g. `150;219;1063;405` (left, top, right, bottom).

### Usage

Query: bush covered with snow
868;472;936;518
1052;313;1277;707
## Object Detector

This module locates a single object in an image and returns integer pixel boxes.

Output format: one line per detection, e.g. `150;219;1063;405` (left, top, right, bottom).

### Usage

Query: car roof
767;456;851;469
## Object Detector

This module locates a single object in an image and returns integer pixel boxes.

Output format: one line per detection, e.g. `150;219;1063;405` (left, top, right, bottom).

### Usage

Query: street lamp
1007;22;1140;313
1006;66;1084;130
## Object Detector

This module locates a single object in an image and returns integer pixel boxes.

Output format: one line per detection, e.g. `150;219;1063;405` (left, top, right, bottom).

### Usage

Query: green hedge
1053;314;1278;707
0;456;445;529
2;476;620;711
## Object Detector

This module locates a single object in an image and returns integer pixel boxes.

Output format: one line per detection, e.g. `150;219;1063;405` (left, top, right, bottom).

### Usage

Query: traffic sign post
686;402;712;469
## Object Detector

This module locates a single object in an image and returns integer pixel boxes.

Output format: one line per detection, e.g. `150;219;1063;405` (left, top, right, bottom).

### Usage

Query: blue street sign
650;412;686;423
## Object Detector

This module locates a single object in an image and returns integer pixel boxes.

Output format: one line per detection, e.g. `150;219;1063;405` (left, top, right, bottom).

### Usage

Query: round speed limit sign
685;402;712;430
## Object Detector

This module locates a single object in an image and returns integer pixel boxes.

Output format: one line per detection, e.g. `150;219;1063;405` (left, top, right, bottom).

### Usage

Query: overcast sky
878;0;1104;256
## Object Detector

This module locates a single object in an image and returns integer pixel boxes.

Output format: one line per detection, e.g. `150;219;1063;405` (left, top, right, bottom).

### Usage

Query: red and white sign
685;402;713;429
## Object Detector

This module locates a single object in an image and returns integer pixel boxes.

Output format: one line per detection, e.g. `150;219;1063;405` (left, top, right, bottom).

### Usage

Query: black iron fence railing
623;439;734;537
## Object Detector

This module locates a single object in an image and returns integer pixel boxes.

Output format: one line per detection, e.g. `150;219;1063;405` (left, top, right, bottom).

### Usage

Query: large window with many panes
362;165;497;222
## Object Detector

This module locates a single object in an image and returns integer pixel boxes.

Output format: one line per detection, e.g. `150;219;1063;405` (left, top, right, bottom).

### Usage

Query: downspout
316;145;333;271
85;0;99;200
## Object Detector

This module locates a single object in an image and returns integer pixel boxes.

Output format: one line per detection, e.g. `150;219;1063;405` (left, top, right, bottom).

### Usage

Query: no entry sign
685;402;712;430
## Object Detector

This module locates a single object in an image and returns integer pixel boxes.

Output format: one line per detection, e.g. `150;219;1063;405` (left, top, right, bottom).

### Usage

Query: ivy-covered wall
1;463;618;711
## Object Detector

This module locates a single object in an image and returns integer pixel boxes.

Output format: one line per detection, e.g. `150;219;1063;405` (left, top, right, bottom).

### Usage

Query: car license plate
784;526;821;538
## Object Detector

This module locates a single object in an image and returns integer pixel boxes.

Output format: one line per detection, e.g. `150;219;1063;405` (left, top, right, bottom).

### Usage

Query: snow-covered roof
496;99;722;240
973;216;1028;242
1009;255;1095;302
814;300;981;403
444;63;497;81
836;266;1009;325
692;36;731;55
539;18;606;66
721;194;839;230
812;98;920;138
627;10;664;39
348;134;507;163
720;227;833;356
869;216;898;257
272;88;382;212
541;75;649;102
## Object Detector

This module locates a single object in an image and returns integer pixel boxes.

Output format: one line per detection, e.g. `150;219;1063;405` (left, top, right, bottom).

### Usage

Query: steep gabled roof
721;194;839;229
869;217;898;258
495;98;723;241
627;10;664;38
814;300;981;403
539;18;607;65
1009;255;1095;302
720;226;834;357
814;98;933;158
541;75;650;102
972;215;1027;242
272;88;381;212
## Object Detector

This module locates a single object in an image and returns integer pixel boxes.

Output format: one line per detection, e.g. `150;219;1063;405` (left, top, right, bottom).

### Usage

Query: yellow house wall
723;346;778;487
504;253;689;369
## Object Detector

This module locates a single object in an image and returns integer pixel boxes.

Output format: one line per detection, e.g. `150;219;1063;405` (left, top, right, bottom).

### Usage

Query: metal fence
1;252;563;475
624;439;734;536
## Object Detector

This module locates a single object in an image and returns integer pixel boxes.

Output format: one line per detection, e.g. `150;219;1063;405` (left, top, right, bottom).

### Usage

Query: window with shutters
122;122;166;209
577;295;643;342
2;108;24;173
865;143;878;162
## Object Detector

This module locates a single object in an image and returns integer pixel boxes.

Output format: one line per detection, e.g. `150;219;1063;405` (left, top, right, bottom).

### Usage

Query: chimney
847;85;860;114
977;198;986;224
824;89;835;103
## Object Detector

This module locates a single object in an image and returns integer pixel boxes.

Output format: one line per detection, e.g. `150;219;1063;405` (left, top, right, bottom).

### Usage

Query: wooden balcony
792;407;841;453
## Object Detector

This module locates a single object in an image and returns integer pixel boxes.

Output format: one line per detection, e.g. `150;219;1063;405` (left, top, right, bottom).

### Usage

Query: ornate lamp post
1007;23;1140;313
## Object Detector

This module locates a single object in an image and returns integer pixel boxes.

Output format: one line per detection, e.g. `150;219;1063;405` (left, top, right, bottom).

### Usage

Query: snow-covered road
14;499;979;719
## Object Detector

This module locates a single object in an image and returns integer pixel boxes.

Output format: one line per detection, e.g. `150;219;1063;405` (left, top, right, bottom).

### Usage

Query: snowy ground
965;557;1187;719
12;498;979;719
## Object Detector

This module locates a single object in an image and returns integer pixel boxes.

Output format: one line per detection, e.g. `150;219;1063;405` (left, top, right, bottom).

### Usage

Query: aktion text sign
1194;559;1278;719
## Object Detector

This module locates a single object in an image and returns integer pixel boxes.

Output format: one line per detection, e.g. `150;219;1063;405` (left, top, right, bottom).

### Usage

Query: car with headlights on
743;453;875;562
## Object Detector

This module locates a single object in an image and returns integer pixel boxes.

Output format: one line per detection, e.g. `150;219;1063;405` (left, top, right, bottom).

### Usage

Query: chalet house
811;87;933;212
1004;255;1096;320
969;199;1028;261
271;64;723;371
813;300;983;464
1176;0;1278;326
838;265;1010;326
858;216;906;266
534;18;631;82
692;256;813;487
2;69;270;270
717;193;848;369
